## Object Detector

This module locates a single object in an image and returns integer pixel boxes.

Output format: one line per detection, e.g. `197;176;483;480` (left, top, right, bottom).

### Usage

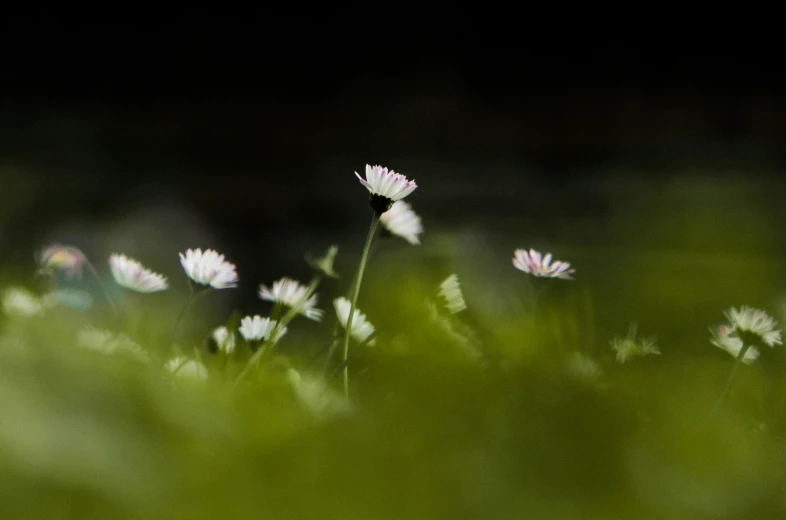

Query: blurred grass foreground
3;167;786;519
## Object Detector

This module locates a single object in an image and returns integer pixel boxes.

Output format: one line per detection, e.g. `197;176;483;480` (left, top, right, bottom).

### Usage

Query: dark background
2;19;786;317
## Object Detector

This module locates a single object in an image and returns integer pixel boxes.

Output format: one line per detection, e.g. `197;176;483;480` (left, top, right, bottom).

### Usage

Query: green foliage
3;173;786;518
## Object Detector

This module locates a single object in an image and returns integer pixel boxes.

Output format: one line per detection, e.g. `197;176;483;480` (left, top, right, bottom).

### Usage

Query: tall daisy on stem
342;164;417;397
711;306;782;414
174;248;238;346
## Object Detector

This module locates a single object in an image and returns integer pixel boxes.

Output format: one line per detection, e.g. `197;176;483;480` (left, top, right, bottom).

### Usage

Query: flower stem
711;343;751;415
342;212;380;398
85;259;119;320
170;288;208;349
233;276;321;390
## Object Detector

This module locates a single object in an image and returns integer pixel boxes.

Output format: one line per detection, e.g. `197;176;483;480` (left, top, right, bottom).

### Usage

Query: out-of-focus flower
166;357;208;381
238;315;287;344
379;200;423;245
108;253;168;293
334;297;376;345
610;324;660;363
438;274;466;314
211;326;236;354
306;245;340;279
259;277;322;321
566;352;603;382
710;324;759;364
287;368;351;419
2;287;43;317
724;306;782;348
513;249;575;280
38;243;87;280
355;164;417;214
41;289;94;310
76;327;149;362
179;248;238;289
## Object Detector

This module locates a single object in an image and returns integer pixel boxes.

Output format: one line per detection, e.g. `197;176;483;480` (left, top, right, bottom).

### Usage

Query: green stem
86;259;119;320
711;343;751;415
342;212;380;398
233;276;321;389
170;288;209;349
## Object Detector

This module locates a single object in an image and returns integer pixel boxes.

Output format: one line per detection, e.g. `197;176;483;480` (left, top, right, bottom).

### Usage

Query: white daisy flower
211;326;236;354
166;357;208;381
710;324;760;364
179;248;238;289
513;248;575;280
238;315;287;344
379;200;423;245
38;243;87;280
438;274;467;314
724;306;782;348
108;253;168;293
334;297;376;346
259;277;322;321
76;327;149;362
610;324;660;363
355;164;417;214
2;287;44;317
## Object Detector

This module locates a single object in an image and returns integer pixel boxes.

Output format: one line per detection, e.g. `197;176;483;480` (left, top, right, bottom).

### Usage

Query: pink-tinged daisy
38;243;87;280
334;297;376;345
211;326;236;354
723;306;782;348
108;253;168;293
710;324;760;364
239;315;287;344
259;277;322;321
513;249;575;280
355;164;418;214
179;248;238;289
380;200;423;245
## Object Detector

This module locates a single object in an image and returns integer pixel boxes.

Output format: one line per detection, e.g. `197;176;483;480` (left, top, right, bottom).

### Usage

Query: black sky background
3;17;786;286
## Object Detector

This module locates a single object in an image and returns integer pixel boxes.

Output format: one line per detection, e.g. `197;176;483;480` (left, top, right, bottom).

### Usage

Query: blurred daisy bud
306;245;340;279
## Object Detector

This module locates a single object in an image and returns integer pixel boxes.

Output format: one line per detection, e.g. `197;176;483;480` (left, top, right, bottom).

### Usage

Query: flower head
2;287;44;317
513;248;575;280
610;324;660;363
710;324;760;364
723;306;782;348
239;315;287;344
379;200;423;245
38;244;87;280
109;253;168;293
334;297;376;345
259;277;322;321
438;274;467;314
179;248;238;289
211;326;236;354
166;357;208;381
306;245;340;279
287;368;351;419
566;352;603;382
77;327;149;362
355;164;417;214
